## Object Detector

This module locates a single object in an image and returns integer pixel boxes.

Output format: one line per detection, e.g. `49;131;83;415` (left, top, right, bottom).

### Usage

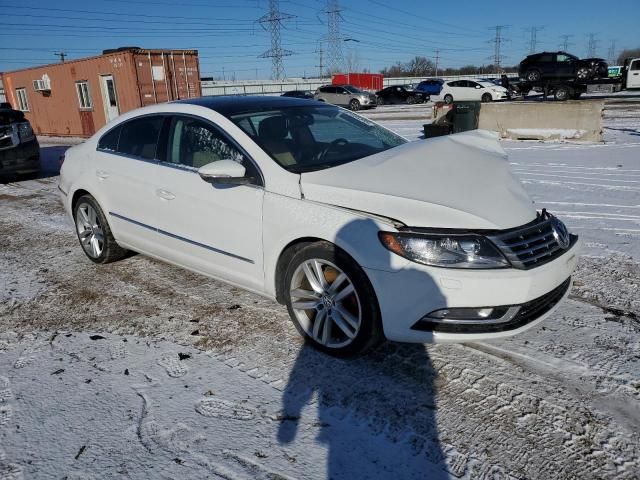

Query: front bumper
365;238;580;343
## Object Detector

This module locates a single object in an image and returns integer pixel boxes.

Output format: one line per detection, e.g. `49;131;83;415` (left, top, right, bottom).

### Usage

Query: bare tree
407;56;435;76
344;49;362;73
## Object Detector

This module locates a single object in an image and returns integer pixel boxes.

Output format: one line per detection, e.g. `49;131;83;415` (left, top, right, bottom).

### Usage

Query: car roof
176;95;328;116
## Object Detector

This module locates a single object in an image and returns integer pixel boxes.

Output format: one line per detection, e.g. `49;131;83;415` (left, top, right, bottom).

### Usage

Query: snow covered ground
1;96;639;479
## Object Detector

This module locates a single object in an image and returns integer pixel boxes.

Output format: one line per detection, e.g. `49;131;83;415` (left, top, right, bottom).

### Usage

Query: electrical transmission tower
607;39;617;64
559;34;573;51
526;26;544;54
323;0;345;73
489;25;509;71
258;0;294;80
586;33;598;57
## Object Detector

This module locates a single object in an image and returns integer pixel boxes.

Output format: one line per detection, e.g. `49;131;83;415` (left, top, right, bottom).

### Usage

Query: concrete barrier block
478;101;604;142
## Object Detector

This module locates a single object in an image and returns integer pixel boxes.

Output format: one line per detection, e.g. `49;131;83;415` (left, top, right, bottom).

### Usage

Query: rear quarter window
97;126;121;152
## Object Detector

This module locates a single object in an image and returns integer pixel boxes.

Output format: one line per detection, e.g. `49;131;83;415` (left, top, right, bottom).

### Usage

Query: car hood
300;130;536;230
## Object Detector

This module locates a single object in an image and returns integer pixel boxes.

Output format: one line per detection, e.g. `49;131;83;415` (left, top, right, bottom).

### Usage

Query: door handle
96;169;109;179
156;189;175;200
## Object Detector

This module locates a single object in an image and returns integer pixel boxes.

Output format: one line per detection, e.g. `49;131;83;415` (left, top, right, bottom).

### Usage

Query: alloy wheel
76;203;104;258
289;259;362;348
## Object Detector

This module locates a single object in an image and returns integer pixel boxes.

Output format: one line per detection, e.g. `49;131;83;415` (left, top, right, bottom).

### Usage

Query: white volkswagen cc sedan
59;96;580;356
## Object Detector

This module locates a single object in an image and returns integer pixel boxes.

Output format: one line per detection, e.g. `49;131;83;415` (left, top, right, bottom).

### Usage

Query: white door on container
628;60;640;89
100;75;120;122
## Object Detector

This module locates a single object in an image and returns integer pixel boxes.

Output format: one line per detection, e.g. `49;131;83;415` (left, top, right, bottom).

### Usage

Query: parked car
519;51;608;83
0;107;40;177
0;102;13;109
375;85;429;105
281;90;314;99
438;80;509;104
415;79;444;96
59;96;579;356
314;84;377;111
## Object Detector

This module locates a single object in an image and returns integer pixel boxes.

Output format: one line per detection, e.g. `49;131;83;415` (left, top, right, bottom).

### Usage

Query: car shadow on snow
0;145;70;184
277;218;450;479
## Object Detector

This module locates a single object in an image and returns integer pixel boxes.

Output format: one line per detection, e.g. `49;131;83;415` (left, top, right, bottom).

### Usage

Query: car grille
488;216;576;270
412;277;571;334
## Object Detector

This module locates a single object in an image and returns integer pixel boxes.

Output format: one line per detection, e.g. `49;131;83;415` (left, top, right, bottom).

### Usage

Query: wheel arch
71;188;92;213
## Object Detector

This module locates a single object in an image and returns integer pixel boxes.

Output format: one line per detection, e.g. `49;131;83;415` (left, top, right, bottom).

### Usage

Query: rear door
152;114;265;290
332;87;349;106
628;59;640;88
95;115;164;253
465;81;484;100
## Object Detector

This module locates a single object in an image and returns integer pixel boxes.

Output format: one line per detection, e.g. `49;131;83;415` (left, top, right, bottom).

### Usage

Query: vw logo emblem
551;217;570;249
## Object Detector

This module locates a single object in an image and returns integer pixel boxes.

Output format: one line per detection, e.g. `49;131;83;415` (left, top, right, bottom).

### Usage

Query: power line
587;33;599;57
559;34;573;51
607;39;617;64
258;0;295;80
526;26;544;54
489;25;509;71
323;0;345;73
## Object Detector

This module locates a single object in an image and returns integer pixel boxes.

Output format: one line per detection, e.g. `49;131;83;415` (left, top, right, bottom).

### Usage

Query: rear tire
349;99;361;111
73;194;127;264
376;96;384;106
284;242;382;357
443;94;453;104
525;69;541;82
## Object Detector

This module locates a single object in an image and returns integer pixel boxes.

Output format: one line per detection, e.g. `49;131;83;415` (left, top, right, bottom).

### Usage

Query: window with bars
16;88;29;111
76;81;93;110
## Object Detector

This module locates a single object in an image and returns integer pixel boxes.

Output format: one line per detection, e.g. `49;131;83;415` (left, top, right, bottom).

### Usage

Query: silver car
314;85;377;111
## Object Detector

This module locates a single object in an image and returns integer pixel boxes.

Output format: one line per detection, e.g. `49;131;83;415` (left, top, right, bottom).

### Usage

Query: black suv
375;85;429;105
0;108;40;177
519;51;608;82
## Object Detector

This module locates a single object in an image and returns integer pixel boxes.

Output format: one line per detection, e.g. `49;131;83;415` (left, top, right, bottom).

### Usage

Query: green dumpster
451;101;480;134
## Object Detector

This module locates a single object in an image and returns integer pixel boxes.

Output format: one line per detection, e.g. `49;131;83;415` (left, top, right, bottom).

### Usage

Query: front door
628;59;640;89
100;75;120;123
153;115;265;291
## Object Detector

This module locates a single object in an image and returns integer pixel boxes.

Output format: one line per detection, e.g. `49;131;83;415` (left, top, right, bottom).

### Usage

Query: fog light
425;306;512;321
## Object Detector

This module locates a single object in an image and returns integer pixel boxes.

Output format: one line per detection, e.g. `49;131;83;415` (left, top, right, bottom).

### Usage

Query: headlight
17;122;34;142
379;232;510;269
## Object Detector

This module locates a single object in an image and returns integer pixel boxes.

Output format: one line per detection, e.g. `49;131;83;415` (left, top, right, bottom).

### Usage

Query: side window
166;116;247;170
556;54;572;63
97;125;121;152
631;60;640;71
468;81;480;88
117;116;163;160
448;81;461;87
539;54;553;62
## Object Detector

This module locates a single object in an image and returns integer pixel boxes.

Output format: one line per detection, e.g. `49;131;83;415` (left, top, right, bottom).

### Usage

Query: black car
0;108;40;177
375;85;429;105
519;51;608;83
281;90;314;99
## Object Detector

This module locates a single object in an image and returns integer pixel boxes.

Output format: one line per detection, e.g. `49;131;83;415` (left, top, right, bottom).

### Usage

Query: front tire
443;94;453;104
481;93;492;102
406;95;416;104
349;99;361;111
74;194;127;264
284;242;382;357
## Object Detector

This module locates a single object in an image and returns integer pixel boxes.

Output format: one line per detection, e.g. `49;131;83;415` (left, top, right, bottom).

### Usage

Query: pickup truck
0;107;40;177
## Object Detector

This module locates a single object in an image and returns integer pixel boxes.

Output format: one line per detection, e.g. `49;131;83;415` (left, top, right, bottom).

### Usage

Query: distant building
0;47;201;137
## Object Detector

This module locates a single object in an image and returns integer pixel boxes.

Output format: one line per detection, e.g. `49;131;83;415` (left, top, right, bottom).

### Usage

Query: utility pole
324;0;345;73
434;50;440;76
526;26;544;54
54;52;66;62
317;44;324;78
607;39;617;64
489;25;509;72
258;0;294;80
559;34;573;51
587;33;598;57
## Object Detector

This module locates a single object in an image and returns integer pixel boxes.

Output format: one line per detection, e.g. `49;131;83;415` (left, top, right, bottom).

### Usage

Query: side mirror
475;85;482;89
198;160;250;185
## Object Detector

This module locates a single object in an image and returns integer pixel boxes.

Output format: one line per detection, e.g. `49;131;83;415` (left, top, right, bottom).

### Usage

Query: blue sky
1;0;638;79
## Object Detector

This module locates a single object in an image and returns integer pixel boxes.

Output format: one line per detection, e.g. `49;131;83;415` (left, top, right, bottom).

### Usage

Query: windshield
478;81;495;87
343;85;365;94
230;105;407;173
